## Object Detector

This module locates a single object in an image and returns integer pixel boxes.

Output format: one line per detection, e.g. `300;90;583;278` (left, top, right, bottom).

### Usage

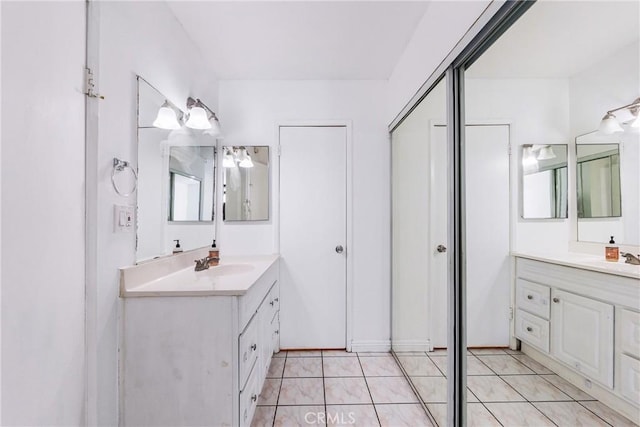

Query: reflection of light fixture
537;145;556;160
222;149;236;168
153;101;181;129
599;97;640;134
238;148;254;168
522;145;539;173
204;115;222;137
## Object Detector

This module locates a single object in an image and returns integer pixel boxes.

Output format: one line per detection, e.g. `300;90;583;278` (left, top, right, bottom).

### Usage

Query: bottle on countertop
208;240;220;266
172;239;183;254
605;236;619;262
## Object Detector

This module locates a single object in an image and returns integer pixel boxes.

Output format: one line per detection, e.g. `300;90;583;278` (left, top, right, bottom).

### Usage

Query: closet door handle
335;245;344;254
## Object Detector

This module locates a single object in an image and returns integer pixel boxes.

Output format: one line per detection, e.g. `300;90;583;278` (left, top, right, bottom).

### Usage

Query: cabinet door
551;289;614;388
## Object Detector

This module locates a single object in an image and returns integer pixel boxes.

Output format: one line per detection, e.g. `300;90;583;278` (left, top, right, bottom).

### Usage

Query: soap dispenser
605;236;619;262
172;239;183;254
208;240;220;266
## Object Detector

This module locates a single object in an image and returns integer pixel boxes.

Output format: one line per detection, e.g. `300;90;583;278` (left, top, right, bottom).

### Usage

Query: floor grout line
357;353;383;427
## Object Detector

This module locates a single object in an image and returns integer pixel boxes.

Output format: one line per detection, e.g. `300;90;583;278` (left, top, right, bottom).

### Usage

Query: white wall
465;78;572;253
218;80;390;349
93;2;218;424
569;41;640;247
387;0;493;124
1;2;86;425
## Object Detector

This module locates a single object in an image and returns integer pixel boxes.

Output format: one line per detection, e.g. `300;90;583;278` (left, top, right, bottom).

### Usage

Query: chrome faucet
194;257;211;271
620;252;640;265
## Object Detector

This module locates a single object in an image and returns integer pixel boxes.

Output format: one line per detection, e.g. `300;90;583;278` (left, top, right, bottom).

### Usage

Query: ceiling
467;1;640;78
166;1;430;80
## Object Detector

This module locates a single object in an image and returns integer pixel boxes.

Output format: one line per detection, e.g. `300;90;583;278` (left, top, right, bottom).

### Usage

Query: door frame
274;120;354;351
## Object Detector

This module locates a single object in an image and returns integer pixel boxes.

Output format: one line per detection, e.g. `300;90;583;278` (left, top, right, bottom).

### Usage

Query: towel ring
111;158;138;197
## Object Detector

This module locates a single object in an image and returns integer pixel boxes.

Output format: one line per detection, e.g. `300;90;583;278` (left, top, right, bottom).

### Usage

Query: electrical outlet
114;205;135;233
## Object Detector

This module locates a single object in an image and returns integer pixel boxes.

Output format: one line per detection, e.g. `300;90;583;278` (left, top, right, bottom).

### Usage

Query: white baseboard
349;340;391;353
390;339;431;352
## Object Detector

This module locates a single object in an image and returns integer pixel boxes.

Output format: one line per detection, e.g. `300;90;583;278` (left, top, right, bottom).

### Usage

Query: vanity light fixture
238;148;254;168
185;97;223;134
599;97;640;134
222;149;236;168
153;101;182;130
522;145;539;173
537;145;556;160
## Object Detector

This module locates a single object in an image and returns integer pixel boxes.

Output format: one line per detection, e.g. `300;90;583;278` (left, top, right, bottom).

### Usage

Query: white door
279;126;347;349
431;124;511;348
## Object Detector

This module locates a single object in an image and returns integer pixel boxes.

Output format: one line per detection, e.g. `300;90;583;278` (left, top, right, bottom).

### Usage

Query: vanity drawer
619;308;640;357
619;353;640;404
239;316;259;389
239;364;260;427
516;309;550;353
516;279;550;319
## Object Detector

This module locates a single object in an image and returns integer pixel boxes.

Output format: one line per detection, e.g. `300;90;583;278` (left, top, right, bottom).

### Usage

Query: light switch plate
114;204;135;233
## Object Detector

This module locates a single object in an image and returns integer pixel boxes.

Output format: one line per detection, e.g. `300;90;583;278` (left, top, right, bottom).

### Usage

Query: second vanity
512;252;640;424
120;251;280;427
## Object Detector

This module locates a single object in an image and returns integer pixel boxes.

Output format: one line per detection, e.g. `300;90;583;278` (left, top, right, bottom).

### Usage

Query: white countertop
120;254;280;297
512;251;640;280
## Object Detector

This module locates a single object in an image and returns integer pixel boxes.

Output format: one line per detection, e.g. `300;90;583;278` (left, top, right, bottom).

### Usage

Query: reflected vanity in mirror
576;132;639;246
521;144;568;219
136;76;217;262
222;146;269;221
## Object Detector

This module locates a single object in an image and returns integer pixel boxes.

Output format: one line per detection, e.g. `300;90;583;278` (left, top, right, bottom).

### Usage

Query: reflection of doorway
431;124;511;348
279;126;348;349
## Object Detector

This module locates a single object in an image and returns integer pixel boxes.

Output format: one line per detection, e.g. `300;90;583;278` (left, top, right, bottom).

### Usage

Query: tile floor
251;348;639;427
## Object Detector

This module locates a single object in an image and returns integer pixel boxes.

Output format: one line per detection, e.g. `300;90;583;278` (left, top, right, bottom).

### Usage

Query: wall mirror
222;146;269;221
576;132;638;246
136;77;217;262
168;146;216;222
521;144;568;219
576;143;620;218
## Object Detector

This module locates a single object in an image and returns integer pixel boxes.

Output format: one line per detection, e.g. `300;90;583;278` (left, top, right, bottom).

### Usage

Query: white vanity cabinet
550;289;614;388
514;255;639;423
121;256;280;427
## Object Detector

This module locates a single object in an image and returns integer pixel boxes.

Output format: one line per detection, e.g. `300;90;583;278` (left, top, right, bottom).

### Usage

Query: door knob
437;245;447;253
335;245;344;254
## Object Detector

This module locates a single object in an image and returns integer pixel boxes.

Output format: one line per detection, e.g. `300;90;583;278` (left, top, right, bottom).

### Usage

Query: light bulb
238;149;254;168
153;102;181;130
537;146;556;160
222;149;236;168
599;113;623;134
185;106;212;129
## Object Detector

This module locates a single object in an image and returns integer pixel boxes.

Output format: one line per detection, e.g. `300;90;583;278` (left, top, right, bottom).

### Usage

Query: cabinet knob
251;343;257;351
335;245;344;254
275;330;279;334
526;294;533;300
526;326;533;332
437;245;447;253
270;301;274;306
553;297;560;303
251;394;257;402
274;298;279;302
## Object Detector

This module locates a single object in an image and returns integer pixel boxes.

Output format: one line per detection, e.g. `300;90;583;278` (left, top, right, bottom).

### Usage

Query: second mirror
223;146;270;221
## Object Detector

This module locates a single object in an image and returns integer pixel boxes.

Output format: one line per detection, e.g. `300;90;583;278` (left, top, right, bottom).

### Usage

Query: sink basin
206;263;255;276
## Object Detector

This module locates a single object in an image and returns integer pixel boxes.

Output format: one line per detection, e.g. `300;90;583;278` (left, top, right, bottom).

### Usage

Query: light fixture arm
186;96;218;119
606;97;640;116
